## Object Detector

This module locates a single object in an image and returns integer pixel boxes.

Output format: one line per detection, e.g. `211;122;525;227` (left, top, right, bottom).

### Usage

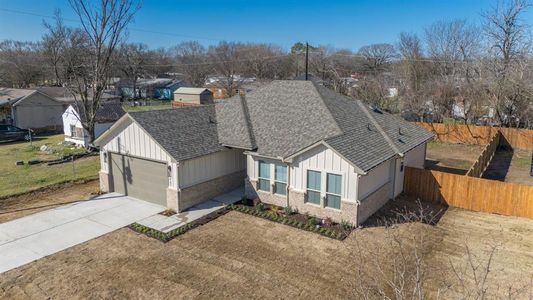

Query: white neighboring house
63;102;125;147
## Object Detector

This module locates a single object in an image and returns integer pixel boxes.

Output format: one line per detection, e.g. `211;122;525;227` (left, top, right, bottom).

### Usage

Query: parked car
0;125;32;142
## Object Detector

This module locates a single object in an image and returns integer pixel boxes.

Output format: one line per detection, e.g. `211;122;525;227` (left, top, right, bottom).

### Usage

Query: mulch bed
228;200;353;240
129;208;230;243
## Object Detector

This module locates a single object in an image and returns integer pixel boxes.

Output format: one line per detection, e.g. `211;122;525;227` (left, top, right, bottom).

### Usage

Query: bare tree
207;41;247;97
0;40;44;88
66;0;141;144
116;43;149;99
357;43;398;74
483;0;533;127
172;41;209;87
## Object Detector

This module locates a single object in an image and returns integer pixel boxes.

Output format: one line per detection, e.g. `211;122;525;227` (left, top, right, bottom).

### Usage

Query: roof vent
208;116;216;124
367;123;372;131
372;106;383;114
398;127;403;135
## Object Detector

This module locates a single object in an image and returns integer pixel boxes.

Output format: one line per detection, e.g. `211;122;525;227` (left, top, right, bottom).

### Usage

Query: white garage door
109;153;168;206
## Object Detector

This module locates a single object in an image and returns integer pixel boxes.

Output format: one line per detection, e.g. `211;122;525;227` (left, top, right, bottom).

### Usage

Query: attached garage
95;107;246;212
108;153;169;206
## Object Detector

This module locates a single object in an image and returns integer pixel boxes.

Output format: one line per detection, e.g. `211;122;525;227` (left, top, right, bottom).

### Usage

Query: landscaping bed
228;199;353;240
129;208;229;242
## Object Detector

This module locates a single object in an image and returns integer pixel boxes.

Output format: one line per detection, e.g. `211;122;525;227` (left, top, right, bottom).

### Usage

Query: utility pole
305;42;309;81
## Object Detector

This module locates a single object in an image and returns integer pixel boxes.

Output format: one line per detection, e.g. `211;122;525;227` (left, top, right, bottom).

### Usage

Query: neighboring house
119;78;188;100
37;86;120;104
205;75;257;99
95;80;432;226
172;88;214;107
62;102;125;147
0;88;65;130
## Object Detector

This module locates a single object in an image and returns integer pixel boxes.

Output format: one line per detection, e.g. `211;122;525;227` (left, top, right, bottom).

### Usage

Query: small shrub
307;217;319;226
340;220;352;231
271;206;282;215
322;217;333;227
283;206;293;215
256;202;266;212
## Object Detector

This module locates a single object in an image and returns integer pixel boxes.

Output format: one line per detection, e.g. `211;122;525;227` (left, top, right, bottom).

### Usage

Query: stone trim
178;170;246;212
99;171;110;193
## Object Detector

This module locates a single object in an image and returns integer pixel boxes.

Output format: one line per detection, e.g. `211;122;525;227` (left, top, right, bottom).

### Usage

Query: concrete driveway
0;193;165;274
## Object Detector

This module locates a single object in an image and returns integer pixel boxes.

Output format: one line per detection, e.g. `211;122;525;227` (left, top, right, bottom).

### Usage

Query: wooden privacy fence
416;122;533;150
465;131;501;177
403;167;533;219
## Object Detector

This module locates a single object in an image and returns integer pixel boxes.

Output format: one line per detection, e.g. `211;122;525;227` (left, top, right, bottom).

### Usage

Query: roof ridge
309;81;343;138
355;100;402;155
239;94;257;149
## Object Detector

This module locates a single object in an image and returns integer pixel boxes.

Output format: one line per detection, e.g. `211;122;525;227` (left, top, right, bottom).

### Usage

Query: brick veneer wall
245;177;360;225
357;182;392;224
178;170;246;212
99;171;110;193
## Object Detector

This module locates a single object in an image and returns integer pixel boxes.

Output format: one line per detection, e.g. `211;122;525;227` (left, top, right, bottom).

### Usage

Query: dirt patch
425;141;484;174
1;197;532;299
0;180;99;223
503;149;533;186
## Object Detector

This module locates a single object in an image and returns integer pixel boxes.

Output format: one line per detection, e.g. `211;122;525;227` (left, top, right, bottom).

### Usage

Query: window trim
257;160;271;192
274;163;287;196
325;172;342;209
305;169;322;205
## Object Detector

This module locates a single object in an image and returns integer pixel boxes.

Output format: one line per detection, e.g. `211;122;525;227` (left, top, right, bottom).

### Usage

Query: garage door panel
109;153;168;206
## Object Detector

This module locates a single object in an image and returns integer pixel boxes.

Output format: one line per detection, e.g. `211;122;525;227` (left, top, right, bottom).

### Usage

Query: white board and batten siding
247;144;359;202
100;118;177;188
102;119;172;163
178;148;246;188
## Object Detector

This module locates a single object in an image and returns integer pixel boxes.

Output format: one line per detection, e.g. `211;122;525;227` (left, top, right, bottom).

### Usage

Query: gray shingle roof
74;102;126;123
128;106;225;161
216;81;342;158
216;80;433;172
125;80;432;170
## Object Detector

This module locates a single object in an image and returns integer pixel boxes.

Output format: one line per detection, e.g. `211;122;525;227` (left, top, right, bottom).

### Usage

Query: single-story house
119;78;188;100
95;80;432;225
36;86;121;104
0;88;65;130
62;102;125;147
172;87;214;107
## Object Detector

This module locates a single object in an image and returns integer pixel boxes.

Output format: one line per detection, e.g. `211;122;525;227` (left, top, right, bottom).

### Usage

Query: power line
0;8;222;42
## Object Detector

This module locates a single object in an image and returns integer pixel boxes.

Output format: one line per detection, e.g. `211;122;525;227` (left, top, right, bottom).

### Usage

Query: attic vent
372;106;383;114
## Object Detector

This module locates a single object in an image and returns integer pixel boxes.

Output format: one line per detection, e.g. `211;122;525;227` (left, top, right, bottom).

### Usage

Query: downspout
391;157;397;200
286;162;291;208
281;157;291;208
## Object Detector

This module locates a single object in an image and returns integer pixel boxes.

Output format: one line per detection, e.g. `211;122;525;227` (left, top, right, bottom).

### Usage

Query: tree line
0;0;531;129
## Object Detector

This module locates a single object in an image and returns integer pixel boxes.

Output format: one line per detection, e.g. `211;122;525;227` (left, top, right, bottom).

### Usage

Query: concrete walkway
0;193;165;274
137;188;244;233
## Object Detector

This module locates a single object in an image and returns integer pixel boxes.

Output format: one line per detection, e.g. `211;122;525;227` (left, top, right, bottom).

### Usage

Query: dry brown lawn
0;180;99;223
1;195;532;299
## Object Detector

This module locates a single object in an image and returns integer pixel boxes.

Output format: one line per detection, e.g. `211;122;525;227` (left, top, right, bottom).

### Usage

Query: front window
306;170;321;204
326;173;342;209
274;163;287;195
258;160;270;192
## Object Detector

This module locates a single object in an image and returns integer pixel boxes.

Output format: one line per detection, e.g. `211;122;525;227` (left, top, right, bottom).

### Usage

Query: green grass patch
513;158;531;169
123;102;172;112
0;134;99;198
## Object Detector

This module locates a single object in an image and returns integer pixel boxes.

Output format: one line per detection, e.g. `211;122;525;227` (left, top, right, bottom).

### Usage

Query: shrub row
227;204;347;240
129;208;229;242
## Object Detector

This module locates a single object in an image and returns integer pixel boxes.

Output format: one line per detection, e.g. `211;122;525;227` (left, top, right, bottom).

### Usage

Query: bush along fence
129;208;229;242
415;122;533;151
465;131;501;177
403;167;533;220
227;201;353;240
